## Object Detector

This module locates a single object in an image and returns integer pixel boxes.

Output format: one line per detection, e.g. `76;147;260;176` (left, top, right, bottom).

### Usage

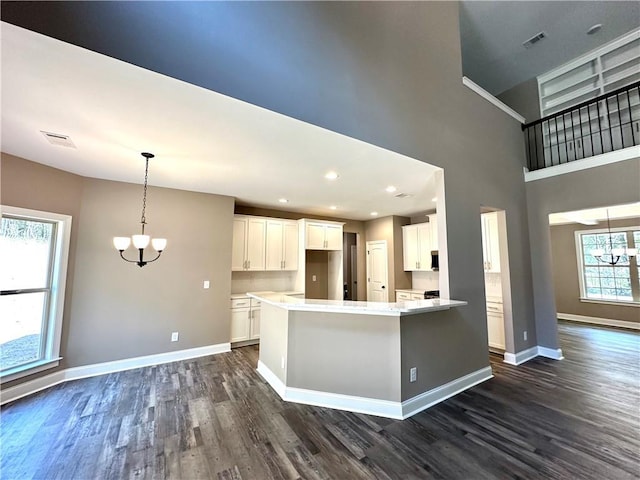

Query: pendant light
591;209;636;266
113;152;167;267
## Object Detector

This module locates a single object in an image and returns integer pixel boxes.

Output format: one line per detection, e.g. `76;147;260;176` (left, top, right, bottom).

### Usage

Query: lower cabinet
486;301;505;351
230;297;261;344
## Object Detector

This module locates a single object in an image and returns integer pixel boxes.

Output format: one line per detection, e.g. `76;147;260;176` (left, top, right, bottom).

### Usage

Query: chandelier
591;209;636;266
113;152;167;267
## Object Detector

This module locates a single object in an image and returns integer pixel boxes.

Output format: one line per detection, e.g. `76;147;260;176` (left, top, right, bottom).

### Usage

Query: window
575;226;640;304
0;206;72;381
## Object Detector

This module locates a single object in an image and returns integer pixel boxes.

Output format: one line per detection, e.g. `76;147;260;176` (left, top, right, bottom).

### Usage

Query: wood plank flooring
1;322;639;479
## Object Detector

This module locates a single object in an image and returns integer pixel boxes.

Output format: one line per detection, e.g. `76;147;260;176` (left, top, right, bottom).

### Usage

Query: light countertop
248;293;467;317
231;290;304;299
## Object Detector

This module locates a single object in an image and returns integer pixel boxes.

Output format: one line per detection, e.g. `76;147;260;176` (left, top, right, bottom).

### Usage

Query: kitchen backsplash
411;271;439;291
231;271;297;294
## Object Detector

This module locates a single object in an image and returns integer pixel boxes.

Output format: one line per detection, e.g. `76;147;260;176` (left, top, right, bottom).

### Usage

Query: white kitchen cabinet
232;216;266;271
427;214;438;250
265;220;299;271
481;212;501;272
305;221;343;250
402;223;433;271
230;296;261;344
486;300;505;351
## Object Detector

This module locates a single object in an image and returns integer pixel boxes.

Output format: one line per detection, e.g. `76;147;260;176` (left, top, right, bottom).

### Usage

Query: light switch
203;280;210;289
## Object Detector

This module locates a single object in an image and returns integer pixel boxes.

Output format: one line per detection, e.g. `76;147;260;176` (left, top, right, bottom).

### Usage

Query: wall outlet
203;280;210;289
410;367;417;383
523;330;528;341
171;332;179;342
312;275;317;282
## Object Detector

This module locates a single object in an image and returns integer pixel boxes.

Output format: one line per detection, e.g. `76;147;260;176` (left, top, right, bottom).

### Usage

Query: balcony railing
523;81;640;172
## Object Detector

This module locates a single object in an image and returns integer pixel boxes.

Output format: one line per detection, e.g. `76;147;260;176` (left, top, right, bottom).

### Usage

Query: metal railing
523;81;640;171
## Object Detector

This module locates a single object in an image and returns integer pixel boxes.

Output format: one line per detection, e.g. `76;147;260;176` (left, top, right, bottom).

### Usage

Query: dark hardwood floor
1;322;639;479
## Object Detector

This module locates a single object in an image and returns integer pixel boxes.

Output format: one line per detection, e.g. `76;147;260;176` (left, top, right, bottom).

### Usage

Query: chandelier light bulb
152;238;167;252
113;237;131;251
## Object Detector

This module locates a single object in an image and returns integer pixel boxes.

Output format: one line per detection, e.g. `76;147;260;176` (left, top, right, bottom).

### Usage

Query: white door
231;218;247;271
265;220;283;270
306;223;326;249
367;240;389;302
402;225;419;271
282;222;299;270
246;218;266;271
417;223;432;271
325;225;343;250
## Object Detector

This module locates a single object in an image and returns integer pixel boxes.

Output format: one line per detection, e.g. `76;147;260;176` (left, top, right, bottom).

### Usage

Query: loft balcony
523;81;640;172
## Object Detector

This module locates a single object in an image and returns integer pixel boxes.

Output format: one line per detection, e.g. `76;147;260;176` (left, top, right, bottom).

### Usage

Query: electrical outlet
203;280;210;289
312;275;317;282
410;367;417;383
171;332;179;342
524;330;528;341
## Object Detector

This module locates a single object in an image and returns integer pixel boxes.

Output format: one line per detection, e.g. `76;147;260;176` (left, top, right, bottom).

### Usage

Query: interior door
366;240;389;302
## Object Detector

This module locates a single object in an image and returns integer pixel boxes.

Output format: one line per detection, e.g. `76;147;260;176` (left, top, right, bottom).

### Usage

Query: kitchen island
249;293;493;420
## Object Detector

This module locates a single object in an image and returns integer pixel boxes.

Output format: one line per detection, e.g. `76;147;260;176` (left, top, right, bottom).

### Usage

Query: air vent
522;31;547;49
41;131;76;148
394;193;413;198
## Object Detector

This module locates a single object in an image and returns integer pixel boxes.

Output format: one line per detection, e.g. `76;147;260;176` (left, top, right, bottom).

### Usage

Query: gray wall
304;250;329;300
497;77;541;124
550;217;640;324
1;153;235;386
526;157;640;348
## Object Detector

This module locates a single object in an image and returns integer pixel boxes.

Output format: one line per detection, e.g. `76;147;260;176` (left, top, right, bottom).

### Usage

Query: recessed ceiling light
278;198;288;203
587;24;602;35
370;211;378;216
330;206;337;210
432;197;437;202
324;171;339;180
386;185;397;193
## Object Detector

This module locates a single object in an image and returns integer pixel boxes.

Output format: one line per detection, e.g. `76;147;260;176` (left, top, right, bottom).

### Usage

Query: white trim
579;298;639;308
503;346;539;365
0;342;230;405
256;360;286;398
257;361;493;420
524;147;640;182
503;345;564;365
1;358;61;383
287;386;403;419
401;366;493;418
462;76;526;123
558;312;640;331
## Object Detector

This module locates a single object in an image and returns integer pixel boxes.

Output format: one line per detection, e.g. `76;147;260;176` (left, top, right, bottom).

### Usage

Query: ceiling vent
394;193;412;199
522;31;547;49
41;131;76;148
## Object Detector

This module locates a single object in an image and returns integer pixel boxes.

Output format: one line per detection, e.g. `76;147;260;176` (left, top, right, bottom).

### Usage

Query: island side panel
287;311;402;402
258;302;290;385
400;309;492;402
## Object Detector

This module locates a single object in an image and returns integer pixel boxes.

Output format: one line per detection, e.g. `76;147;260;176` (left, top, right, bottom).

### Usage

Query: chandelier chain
141;157;149;228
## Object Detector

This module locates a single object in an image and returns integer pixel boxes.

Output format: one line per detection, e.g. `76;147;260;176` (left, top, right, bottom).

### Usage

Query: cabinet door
481;216;490;270
246;218;266;271
230;308;250;342
231;218;248;271
487;311;505;350
265;220;284;270
306;223;326;249
325;225;343;250
417;223;432;271
282;222;299;270
396;291;412;301
402;225;419;271
250;308;261;339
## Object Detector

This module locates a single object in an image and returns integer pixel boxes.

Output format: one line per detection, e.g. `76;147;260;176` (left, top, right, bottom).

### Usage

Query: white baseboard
503;345;564;365
401;366;493;418
558;312;640;331
257;361;493;420
0;342;230;405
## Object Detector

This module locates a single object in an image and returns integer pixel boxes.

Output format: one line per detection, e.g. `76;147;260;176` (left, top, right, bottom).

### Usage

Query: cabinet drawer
251;299;262;308
410;293;424;300
396;291;412;301
231;297;250;309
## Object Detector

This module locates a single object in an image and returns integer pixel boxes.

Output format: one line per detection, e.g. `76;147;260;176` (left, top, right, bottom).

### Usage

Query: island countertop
247;292;467;316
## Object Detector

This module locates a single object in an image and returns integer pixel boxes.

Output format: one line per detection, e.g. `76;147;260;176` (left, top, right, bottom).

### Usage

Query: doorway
343;232;358;300
366;240;388;302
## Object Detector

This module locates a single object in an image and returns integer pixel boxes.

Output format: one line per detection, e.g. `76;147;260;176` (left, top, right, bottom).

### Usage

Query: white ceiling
460;1;640;94
549;203;640;226
0;23;440;221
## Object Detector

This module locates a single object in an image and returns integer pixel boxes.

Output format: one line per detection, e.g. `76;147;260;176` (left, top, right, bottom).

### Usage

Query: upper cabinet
265;219;299;271
481;212;501;273
427;214;438;250
304;220;343;250
402;222;433;271
232;216;266;271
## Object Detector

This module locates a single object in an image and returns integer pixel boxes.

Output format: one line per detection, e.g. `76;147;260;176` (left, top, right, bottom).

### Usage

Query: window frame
574;225;640;306
0;205;72;382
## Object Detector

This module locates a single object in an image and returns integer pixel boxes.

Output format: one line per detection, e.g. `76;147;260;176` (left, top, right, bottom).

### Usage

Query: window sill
579;298;639;308
0;357;62;384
